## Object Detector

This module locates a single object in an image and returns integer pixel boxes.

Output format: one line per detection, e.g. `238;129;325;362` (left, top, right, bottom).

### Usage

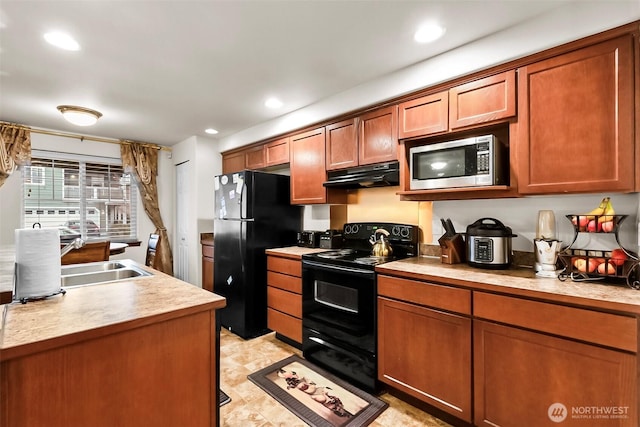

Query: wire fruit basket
557;214;640;289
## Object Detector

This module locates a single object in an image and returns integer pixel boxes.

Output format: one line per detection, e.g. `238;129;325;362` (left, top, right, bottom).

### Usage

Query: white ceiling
0;0;613;147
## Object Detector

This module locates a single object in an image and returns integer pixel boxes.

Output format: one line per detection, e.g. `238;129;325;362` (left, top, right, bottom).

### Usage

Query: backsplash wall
433;193;640;253
305;189;640;254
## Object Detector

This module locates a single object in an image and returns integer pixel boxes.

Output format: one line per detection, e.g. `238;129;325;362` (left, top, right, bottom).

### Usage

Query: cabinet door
326;118;358;170
290;127;328;204
359;106;398;165
516;35;635;194
222;151;245;174
201;244;213;292
265;137;289;166
378;297;472;422
449;70;516;130
398;91;448;139
245;145;266;170
474;320;637;427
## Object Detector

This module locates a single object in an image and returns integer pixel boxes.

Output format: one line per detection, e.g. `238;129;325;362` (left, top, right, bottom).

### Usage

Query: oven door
302;259;378;392
302;260;376;352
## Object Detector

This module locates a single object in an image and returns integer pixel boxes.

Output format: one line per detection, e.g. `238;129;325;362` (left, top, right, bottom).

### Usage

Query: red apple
601;221;614;233
573;258;586;272
597;262;616;275
610;248;629;266
573;258;600;273
571;215;590;229
587;220;602;232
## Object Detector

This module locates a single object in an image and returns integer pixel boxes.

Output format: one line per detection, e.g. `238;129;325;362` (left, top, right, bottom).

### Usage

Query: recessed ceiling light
44;31;80;51
265;97;283;109
414;23;445;44
205;128;219;135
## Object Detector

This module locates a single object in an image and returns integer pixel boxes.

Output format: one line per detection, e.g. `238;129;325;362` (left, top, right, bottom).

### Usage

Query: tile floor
219;328;452;427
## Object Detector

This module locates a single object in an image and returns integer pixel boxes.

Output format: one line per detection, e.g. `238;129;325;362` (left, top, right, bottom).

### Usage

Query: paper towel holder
13;262;66;304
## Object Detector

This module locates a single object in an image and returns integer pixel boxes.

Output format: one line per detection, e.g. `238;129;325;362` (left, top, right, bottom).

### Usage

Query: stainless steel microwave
409;134;507;190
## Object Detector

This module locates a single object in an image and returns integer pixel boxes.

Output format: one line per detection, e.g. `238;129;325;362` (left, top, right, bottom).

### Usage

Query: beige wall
344;187;432;244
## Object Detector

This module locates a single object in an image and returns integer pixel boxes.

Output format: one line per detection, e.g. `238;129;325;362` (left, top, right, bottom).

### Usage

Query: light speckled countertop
377;257;640;315
266;246;328;259
1;260;226;361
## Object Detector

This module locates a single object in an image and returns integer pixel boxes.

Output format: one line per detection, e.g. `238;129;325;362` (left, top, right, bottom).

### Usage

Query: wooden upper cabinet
265;137;289;167
326;118;358;170
222;151;245;174
398;71;516;141
359;106;398;166
244;145;266;170
398;91;449;139
290;127;329;204
516;35;635;194
449;70;516;130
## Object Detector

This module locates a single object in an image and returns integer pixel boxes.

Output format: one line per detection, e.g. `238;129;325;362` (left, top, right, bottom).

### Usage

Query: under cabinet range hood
323;161;400;189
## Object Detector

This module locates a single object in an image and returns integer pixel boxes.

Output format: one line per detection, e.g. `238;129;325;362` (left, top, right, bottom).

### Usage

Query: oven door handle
308;336;370;363
303;260;376;277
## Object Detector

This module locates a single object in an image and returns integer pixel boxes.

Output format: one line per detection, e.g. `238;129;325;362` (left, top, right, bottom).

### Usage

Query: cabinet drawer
267;256;301;277
268;286;302;318
202;245;213;258
268;308;302;343
474;292;637;352
378;275;471;315
267;271;301;294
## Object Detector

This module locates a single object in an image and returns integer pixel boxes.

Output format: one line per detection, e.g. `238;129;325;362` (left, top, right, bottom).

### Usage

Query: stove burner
353;256;389;266
316;249;355;259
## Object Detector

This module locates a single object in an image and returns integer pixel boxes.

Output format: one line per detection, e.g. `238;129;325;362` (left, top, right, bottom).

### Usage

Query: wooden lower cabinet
474;320;637;427
377;275;473;422
2;310;218;427
266;255;303;344
377;273;639;426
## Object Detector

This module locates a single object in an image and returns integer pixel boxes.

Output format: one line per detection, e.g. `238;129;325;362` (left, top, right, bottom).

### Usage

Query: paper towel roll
15;228;62;300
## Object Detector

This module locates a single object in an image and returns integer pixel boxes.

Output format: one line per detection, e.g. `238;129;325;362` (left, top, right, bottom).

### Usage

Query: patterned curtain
120;142;174;275
0;123;31;188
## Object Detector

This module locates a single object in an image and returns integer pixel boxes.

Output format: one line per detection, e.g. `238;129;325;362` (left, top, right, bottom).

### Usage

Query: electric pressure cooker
466;217;517;269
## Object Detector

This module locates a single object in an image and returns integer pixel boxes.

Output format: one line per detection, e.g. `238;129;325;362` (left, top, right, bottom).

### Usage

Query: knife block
438;233;466;264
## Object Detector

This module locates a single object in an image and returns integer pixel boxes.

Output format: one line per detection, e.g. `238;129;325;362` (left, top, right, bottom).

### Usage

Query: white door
176;161;189;281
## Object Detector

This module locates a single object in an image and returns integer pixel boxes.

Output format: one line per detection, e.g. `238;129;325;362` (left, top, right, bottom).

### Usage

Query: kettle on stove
370;229;393;257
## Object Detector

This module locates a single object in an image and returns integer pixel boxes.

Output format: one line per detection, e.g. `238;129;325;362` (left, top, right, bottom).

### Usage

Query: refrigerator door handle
240;180;247;219
239;221;245;273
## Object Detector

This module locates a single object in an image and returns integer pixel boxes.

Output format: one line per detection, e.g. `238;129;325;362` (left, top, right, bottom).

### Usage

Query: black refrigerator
214;170;301;339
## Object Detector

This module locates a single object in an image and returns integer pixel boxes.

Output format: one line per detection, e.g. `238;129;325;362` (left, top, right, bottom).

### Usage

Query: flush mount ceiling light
205;128;219;135
414;23;446;43
57;105;102;126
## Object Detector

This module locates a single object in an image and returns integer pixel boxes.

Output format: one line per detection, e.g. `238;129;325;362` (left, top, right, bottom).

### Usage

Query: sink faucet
60;238;85;258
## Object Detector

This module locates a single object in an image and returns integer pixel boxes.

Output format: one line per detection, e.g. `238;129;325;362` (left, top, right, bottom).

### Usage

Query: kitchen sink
60;261;127;276
61;259;153;288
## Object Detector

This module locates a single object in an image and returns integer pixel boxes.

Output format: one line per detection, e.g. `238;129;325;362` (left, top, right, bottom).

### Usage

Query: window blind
22;154;138;243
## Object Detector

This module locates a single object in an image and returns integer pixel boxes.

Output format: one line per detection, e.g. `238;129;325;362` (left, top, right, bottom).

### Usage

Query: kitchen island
0;259;226;427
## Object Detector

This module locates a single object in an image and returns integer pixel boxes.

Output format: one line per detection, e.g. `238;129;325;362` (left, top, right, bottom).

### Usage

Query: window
22;152;138;243
24;166;45;185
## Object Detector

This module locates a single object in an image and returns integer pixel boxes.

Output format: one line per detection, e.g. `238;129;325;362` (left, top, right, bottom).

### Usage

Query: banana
598;198;615;224
581;197;610;220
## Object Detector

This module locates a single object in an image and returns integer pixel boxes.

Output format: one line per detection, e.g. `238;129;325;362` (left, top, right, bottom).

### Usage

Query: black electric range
301;222;419;392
